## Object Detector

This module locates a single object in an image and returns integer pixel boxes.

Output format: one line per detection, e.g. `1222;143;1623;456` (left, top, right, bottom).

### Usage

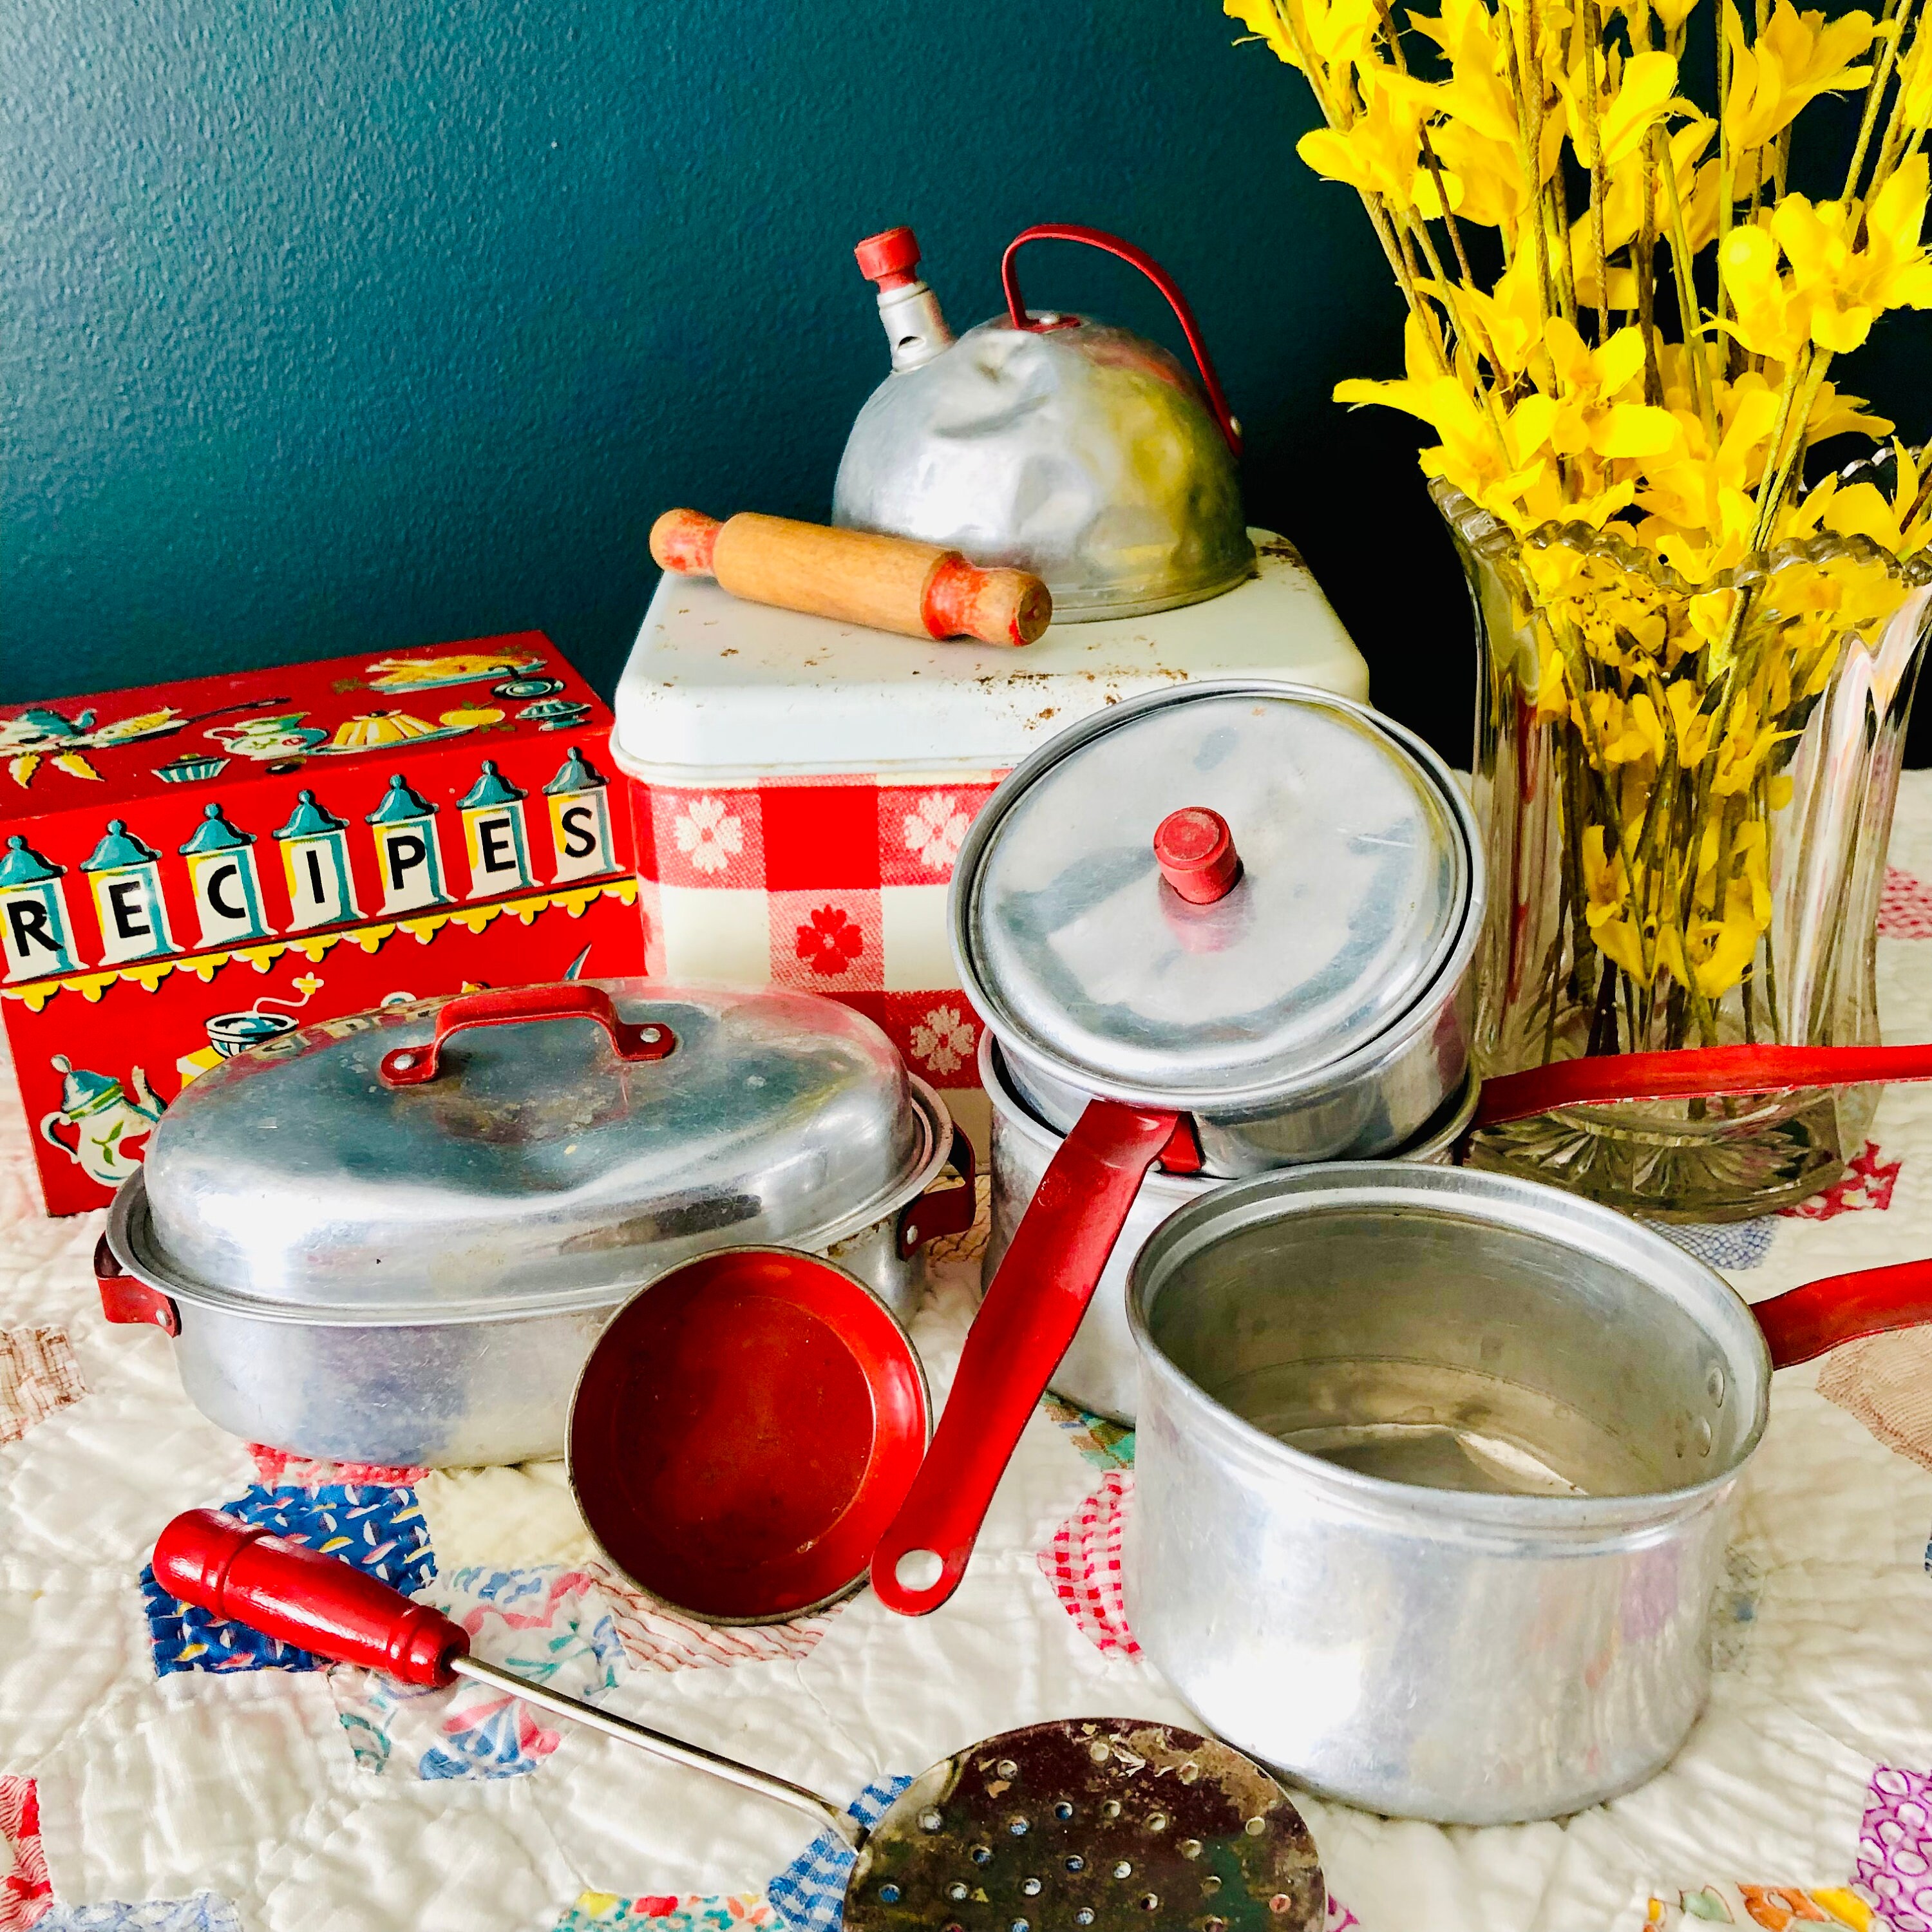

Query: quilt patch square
142;1484;433;1677
555;1895;777;1930
332;1564;622;1779
0;1327;85;1446
1037;1468;1140;1658
0;1776;51;1932
1858;1763;1932;1929
766;1779;912;1932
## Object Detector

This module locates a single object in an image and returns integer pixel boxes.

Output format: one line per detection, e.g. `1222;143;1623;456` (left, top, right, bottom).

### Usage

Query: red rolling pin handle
152;1510;468;1687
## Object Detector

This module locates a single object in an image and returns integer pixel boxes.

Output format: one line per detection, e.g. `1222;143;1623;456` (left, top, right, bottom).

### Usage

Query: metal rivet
1180;1839;1203;1859
1245;1816;1267;1835
1146;1812;1168;1832
878;1883;900;1902
1113;1861;1133;1879
1021;1877;1042;1896
997;1757;1019;1778
1054;1802;1074;1821
904;1224;919;1244
920;1808;943;1832
1708;1364;1727;1405
947;1882;968;1901
392;1052;415;1070
1009;1815;1029;1835
1089;1740;1110;1763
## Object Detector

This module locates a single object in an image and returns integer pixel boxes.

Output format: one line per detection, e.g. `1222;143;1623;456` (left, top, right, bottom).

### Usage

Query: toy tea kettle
832;223;1255;622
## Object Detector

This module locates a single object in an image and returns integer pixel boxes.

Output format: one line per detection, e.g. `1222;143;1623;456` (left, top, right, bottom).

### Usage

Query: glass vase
1438;473;1932;1220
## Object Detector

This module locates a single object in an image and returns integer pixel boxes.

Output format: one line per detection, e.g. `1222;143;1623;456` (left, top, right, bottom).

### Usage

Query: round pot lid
136;980;931;1316
952;681;1475;1104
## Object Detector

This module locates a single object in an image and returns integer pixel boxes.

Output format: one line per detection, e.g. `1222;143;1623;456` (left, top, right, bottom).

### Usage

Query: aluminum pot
981;1032;1479;1424
871;679;1484;1615
97;980;971;1468
1125;1162;1932;1823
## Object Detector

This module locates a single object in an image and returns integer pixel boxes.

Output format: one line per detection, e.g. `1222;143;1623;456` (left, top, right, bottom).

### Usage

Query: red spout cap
1154;808;1240;904
855;227;922;290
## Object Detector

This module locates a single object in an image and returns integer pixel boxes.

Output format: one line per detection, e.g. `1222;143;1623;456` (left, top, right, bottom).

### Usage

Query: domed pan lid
951;682;1478;1107
123;980;936;1321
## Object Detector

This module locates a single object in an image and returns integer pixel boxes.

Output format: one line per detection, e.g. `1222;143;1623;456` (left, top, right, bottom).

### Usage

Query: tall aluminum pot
97;981;971;1468
981;1033;1478;1423
1124;1162;1932;1823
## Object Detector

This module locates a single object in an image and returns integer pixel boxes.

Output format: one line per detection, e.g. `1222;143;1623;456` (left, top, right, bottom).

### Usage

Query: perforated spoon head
842;1718;1325;1931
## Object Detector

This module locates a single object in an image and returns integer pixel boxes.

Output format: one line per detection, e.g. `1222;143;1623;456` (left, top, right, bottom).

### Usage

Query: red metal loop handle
999;225;1242;455
871;1096;1177;1616
95;1233;179;1336
379;982;677;1088
1473;1042;1932;1130
896;1122;978;1258
153;1509;469;1685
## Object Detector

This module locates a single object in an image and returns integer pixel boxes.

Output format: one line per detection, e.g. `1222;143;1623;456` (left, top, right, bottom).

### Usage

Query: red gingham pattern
629;775;1007;1087
1037;1467;1141;1659
1880;866;1932;938
0;1776;51;1931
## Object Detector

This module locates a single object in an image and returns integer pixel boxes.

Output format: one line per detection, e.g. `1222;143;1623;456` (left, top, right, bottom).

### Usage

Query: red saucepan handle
379;982;677;1088
153;1508;468;1685
1474;1042;1932;1130
1753;1258;1932;1368
1000;225;1242;455
870;1097;1180;1616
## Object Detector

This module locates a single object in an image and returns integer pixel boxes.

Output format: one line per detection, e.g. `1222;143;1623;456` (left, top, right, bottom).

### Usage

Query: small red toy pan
152;1509;1329;1931
567;1246;930;1624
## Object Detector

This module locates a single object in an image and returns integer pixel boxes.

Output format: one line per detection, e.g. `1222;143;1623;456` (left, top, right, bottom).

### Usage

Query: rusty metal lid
951;681;1477;1106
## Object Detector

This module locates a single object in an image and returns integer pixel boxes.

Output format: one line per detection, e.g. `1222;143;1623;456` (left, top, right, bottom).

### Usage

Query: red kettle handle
379;981;677;1088
871;1097;1179;1616
1000;225;1242;455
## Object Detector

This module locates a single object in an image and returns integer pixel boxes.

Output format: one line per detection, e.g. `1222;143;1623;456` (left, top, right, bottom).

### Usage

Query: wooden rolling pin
650;509;1050;647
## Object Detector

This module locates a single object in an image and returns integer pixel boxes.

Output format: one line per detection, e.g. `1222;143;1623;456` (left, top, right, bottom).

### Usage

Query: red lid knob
1154;808;1240;905
855;226;922;290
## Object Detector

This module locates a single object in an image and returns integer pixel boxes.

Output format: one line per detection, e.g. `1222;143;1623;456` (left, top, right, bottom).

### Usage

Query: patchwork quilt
12;777;1932;1931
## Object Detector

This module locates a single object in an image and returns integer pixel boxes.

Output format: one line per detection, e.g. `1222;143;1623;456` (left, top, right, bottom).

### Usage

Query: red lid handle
380;981;676;1088
871;1097;1177;1616
1154;808;1240;905
855;227;922;290
153;1509;468;1686
999;225;1242;454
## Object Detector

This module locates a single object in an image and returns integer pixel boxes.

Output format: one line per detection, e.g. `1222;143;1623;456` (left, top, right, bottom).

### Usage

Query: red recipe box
1;634;643;1215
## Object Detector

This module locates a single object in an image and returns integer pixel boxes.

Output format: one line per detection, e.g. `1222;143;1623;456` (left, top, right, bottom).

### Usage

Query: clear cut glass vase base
1467;1085;1877;1222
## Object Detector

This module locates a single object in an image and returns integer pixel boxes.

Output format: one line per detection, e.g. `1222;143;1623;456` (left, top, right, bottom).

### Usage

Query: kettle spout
854;227;953;372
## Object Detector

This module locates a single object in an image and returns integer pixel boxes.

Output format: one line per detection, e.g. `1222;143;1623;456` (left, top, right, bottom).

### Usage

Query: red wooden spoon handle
870;1097;1179;1616
153;1510;468;1685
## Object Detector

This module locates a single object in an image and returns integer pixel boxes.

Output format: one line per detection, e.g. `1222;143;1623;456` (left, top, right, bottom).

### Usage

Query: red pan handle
153;1508;468;1685
1000;225;1242;455
1754;1258;1932;1368
379;981;677;1088
1473;1042;1932;1129
870;1097;1179;1616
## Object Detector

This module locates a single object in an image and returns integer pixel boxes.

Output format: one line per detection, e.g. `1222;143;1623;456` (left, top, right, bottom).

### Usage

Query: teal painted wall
7;1;1931;762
